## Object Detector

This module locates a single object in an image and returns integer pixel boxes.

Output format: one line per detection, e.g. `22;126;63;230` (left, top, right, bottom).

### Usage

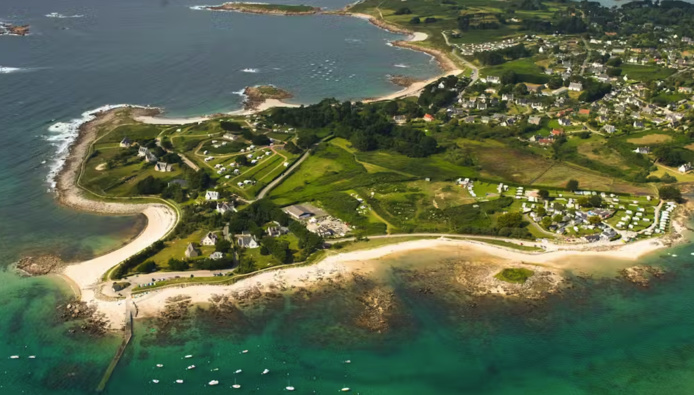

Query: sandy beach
82;233;675;326
133;98;300;125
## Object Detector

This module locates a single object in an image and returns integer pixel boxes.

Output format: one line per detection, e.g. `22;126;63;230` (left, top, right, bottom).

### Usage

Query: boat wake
393;64;409;68
0;66;30;74
46;12;85;18
241;68;259;73
44;104;153;189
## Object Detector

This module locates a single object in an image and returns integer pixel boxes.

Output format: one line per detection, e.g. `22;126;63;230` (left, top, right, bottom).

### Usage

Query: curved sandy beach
90;235;670;323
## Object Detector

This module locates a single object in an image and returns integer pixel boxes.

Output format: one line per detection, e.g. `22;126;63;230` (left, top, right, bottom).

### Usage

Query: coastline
91;234;676;323
52;105;179;325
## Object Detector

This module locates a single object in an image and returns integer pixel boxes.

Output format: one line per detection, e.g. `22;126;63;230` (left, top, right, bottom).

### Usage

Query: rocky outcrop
0;23;30;36
388;75;421;88
243;85;293;110
620;265;665;287
16;255;64;276
355;288;397;333
58;300;110;336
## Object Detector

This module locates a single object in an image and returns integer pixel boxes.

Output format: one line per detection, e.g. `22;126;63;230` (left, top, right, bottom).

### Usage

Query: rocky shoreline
54;106;161;214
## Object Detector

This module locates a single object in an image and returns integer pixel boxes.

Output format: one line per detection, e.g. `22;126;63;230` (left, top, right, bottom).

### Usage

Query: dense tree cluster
113;240;165;279
473;44;532;66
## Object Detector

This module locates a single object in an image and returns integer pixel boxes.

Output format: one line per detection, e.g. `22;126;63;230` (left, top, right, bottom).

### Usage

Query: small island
243;85;293;110
204;2;321;15
0;22;30;36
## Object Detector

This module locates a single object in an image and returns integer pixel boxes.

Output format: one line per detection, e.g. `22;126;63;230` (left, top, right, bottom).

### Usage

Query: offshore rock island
0;22;30;36
199;2;321;15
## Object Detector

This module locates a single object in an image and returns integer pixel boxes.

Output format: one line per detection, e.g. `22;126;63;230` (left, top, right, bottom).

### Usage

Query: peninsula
201;2;320;15
40;0;694;329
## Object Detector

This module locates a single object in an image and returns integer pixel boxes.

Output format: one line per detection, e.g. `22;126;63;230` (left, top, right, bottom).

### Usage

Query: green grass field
482;57;550;84
621;64;676;82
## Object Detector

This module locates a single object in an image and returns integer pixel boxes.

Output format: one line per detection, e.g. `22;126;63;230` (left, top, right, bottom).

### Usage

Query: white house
216;202;235;215
120;137;132;148
236;234;259;249
155;162;173;172
205;190;219;201
679;163;692;173
568;82;583;91
201;232;218;246
209;251;225;260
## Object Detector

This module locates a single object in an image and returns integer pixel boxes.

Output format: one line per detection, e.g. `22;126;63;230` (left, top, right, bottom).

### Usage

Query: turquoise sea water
2;0;694;393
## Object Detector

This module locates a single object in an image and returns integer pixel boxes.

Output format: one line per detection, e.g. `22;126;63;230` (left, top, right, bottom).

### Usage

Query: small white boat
156;364;163;368
184;354;193;359
28;356;36;359
175;379;184;384
241;350;249;354
235;369;242;374
286;386;295;391
152;379;159;384
262;369;270;375
232;384;241;389
41;160;46;164
208;380;219;386
341;388;351;392
343;360;351;364
10;355;19;359
187;365;196;370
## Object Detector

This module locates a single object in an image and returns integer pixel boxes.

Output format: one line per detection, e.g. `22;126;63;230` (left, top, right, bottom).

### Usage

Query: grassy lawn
621;64;676;82
99;123;163;144
82;148;185;197
626;133;673;145
495;268;534;283
147;230;212;268
482;57;549;84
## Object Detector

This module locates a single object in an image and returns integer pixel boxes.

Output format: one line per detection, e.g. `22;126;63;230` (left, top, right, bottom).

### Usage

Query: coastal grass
494;268;534;284
100;123;163;144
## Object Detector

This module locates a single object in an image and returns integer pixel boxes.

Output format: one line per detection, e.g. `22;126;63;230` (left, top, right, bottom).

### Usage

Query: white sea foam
44;104;153;189
0;66;26;74
45;12;85;18
241;68;259;73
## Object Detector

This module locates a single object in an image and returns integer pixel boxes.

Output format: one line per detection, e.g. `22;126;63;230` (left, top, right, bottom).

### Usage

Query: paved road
255;149;310;200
